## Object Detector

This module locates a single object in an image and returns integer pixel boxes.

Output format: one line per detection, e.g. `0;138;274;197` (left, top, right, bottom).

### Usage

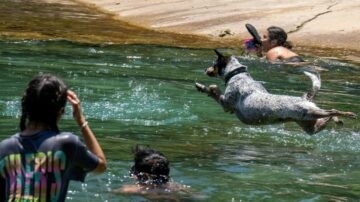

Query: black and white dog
195;50;356;134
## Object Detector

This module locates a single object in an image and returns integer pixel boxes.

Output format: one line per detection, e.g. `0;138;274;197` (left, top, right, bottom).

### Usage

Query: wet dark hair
20;74;68;133
130;145;170;185
267;26;293;49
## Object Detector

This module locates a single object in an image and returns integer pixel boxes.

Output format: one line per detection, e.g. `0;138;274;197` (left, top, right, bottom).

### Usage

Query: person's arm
67;90;107;174
112;185;142;194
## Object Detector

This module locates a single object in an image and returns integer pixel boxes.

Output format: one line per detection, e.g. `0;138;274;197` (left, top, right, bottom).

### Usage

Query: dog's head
205;50;247;80
205;49;228;78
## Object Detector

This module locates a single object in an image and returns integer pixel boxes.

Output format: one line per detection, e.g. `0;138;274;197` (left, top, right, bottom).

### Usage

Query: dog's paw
332;117;344;126
335;120;344;126
195;82;208;93
347;112;357;119
209;84;219;90
209;85;221;96
209;84;219;93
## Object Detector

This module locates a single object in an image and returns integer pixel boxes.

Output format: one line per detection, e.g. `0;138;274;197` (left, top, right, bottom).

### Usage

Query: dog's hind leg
312;117;333;134
299;109;354;134
297;117;333;134
309;109;357;119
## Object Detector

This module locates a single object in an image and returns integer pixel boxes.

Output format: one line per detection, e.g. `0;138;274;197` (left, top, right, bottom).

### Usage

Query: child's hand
67;90;86;126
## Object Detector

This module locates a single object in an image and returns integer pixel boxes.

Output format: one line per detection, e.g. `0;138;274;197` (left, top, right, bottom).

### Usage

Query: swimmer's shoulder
267;46;300;62
266;46;286;61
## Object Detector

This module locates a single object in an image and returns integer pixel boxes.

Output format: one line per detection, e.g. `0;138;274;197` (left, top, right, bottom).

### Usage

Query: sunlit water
0;40;359;201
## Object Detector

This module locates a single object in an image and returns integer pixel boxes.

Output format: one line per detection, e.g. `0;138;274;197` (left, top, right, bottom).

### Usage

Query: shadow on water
0;40;359;201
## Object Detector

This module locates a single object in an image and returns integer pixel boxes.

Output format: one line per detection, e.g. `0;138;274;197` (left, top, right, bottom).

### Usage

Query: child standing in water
256;26;304;63
0;74;107;201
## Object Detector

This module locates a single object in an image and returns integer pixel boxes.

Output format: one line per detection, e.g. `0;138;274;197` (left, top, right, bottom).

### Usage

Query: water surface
0;40;359;201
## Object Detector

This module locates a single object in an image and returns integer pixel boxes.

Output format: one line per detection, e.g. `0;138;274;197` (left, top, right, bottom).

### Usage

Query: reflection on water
0;40;359;201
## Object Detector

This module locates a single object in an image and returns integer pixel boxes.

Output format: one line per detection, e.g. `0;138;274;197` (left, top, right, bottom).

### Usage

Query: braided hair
20;74;68;133
267;26;293;49
130;145;170;185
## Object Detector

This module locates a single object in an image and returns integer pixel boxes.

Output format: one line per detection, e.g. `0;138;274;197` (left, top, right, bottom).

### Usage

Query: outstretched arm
67;90;107;174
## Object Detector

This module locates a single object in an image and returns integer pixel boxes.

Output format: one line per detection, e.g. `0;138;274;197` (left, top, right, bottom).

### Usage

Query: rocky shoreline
73;0;360;63
1;0;359;63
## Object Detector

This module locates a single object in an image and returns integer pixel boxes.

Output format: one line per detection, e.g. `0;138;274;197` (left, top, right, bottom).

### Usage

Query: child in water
112;145;193;200
255;26;304;63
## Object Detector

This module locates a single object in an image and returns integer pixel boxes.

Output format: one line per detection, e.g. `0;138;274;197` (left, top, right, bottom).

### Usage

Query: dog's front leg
195;83;233;113
195;82;221;100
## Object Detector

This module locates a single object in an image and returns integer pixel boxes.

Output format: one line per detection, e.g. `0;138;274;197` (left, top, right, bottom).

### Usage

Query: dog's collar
224;67;247;84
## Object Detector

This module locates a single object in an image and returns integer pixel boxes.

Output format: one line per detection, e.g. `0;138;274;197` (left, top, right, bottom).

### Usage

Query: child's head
265;26;292;49
20;74;68;133
130;145;170;185
267;26;287;45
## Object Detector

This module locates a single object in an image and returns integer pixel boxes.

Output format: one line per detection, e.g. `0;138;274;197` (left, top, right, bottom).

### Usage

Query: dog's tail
303;71;321;100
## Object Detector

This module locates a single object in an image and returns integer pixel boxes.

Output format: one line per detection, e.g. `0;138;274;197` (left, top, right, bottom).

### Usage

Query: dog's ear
214;49;224;58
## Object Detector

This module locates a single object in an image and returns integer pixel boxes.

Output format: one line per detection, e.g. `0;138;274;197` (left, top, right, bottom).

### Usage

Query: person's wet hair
20;74;68;133
267;26;293;49
130;145;170;185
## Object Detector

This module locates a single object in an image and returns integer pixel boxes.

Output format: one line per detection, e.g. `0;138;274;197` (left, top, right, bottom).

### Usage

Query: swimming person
0;74;107;201
256;26;304;63
112;145;192;200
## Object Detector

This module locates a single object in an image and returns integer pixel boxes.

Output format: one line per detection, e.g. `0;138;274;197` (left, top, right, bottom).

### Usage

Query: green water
0;40;359;201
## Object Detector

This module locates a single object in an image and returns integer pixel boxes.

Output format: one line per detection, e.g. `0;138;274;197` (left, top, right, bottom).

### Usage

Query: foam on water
68;83;198;126
225;124;360;153
0;100;20;118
